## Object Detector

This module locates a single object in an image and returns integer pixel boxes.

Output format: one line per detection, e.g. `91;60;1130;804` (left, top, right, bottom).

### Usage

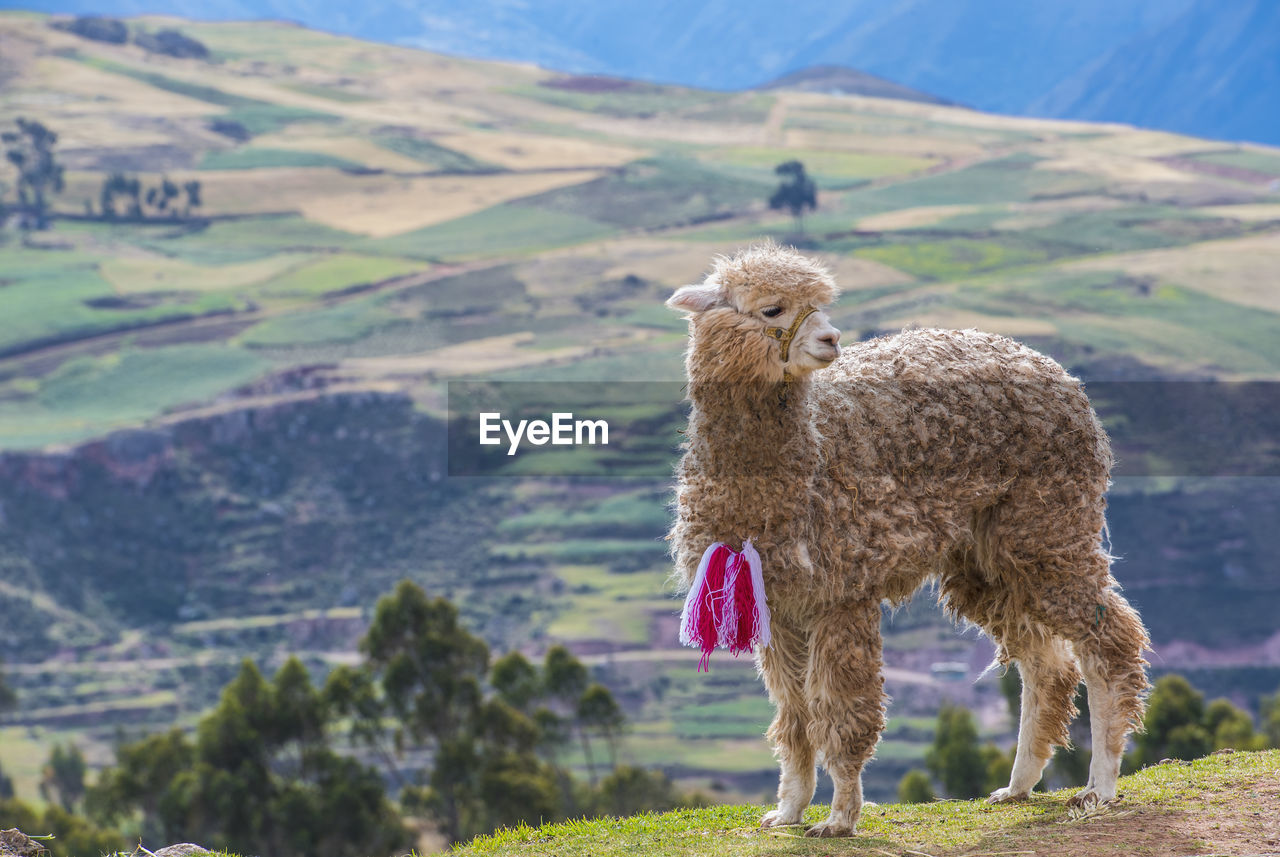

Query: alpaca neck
686;376;815;475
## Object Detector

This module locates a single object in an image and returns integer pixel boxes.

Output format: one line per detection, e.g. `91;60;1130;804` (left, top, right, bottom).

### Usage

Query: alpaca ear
666;283;723;313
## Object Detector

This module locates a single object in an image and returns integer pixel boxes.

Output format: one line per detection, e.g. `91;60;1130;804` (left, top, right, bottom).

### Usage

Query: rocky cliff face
0;391;490;661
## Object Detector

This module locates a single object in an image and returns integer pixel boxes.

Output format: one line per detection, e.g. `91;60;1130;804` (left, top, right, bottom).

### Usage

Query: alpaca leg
803;600;886;838
759;619;815;828
988;635;1081;803
1068;589;1150;807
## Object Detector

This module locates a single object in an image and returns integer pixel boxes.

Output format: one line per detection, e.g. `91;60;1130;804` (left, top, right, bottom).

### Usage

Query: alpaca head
667;243;841;385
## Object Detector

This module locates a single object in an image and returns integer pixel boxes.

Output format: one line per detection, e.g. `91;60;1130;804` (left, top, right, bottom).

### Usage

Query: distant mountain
14;0;1280;142
757;65;951;106
1031;0;1280;146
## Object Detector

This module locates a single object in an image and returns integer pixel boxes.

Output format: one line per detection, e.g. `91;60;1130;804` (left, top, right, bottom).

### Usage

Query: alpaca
666;243;1149;837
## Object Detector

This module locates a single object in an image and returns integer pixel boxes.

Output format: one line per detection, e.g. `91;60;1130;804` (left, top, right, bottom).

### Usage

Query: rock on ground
0;830;45;857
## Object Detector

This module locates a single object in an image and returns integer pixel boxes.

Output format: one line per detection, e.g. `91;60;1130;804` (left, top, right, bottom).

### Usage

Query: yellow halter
765;306;817;406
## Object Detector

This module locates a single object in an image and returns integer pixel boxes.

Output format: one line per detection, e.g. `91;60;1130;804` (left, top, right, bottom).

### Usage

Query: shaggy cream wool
666;243;1150;837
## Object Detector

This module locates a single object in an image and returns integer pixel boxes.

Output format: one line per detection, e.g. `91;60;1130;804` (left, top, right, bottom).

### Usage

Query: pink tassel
679;540;771;670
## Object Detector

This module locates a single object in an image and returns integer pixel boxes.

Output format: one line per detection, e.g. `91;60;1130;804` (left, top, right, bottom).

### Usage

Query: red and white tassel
679;539;772;671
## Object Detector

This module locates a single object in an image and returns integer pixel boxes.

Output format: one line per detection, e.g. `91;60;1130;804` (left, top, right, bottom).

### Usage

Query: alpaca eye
761;306;783;319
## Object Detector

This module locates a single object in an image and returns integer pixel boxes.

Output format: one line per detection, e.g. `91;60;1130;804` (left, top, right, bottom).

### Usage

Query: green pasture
957;269;1280;373
1190;148;1280;177
256;253;425;298
521;157;770;230
0;345;268;448
197;147;365;171
0;252;245;358
371;131;501;173
238;297;399;346
128;216;367;265
783;107;1042;147
508;82;726;119
698;146;936;190
492;540;665;563
74;55;339;134
282;81;373;103
534;563;674;644
497;489;670;538
680;94;775;125
841;154;1106;215
367;203;616;261
856;237;1053;280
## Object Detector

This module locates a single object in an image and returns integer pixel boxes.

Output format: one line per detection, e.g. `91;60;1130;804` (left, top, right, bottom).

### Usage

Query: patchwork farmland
1;11;1279;805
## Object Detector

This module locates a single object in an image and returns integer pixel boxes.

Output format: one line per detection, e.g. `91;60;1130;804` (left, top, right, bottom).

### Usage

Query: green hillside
458;751;1280;857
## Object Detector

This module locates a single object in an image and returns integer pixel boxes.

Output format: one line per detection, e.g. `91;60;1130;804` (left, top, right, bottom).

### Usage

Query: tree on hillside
999;668;1021;729
0;665;19;800
87;658;409;857
0;797;125;857
897;769;935;804
577;683;625;784
355;580;491;843
925;703;985;798
40;744;87;812
1049;684;1091;787
50;15;129;44
1263;689;1280;749
330;586;660;842
99;172;142;220
0;658;15;713
1130;675;1211;767
2;118;65;230
769;160;817;235
491;651;543;713
925;703;1014;799
1204;697;1265;751
145;177;181;217
593;765;703;818
99;173;204;221
183;179;203;217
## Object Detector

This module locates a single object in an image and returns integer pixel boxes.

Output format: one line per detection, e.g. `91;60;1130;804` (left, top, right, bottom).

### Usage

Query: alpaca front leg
804;600;886;838
758;619;815;828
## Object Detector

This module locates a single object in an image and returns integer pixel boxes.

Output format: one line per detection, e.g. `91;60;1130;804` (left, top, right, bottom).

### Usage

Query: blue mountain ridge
7;0;1277;142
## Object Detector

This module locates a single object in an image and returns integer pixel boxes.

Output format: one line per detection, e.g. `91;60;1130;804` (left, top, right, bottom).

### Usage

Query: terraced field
2;11;1280;807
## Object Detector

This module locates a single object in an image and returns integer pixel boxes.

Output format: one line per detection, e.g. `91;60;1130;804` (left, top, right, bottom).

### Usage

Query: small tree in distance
897;769;935;803
769;160;817;235
2;117;65;229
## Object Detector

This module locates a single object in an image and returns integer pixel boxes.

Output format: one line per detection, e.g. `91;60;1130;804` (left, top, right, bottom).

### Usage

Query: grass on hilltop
454;749;1279;857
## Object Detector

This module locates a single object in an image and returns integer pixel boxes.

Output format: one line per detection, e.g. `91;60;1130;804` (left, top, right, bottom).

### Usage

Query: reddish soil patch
945;764;1280;857
1157;156;1279;187
540;75;648;93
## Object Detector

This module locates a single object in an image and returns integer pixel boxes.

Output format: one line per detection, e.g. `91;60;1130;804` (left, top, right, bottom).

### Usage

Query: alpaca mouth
808;345;840;364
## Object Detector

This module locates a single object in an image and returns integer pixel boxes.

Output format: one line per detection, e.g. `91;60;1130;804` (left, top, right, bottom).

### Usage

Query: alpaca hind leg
988;635;1081;803
759;620;816;828
803;600;886;837
1067;589;1150;807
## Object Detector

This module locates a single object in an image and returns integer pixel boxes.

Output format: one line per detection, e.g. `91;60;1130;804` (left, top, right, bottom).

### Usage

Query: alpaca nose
820;328;841;348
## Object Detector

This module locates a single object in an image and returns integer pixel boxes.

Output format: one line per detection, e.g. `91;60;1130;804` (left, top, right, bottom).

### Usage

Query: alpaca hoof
1067;787;1115;809
760;808;801;829
804;819;854;838
987;787;1029;804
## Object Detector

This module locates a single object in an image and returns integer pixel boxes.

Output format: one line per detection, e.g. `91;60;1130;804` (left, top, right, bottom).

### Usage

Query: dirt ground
944;760;1279;857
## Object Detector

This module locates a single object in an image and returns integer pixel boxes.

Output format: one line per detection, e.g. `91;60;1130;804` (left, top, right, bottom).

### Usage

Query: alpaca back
802;328;1112;604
